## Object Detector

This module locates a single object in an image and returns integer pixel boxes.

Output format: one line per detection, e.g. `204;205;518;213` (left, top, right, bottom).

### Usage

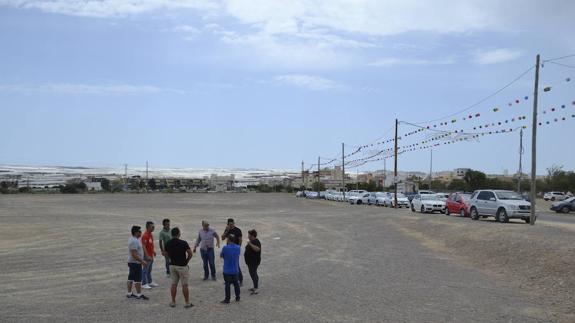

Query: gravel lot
0;193;573;322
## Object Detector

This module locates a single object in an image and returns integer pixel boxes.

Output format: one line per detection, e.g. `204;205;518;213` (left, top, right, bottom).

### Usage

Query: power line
414;65;535;125
543;53;575;62
546;61;575;69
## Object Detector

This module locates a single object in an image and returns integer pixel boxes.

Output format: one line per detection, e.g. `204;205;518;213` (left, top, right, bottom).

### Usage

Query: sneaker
235;296;240;302
220;300;230;304
135;294;149;300
203;277;209;281
126;293;136;299
142;284;152;289
248;288;255;292
169;302;176;308
149;282;159;287
184;303;194;308
250;289;259;295
211;277;217;281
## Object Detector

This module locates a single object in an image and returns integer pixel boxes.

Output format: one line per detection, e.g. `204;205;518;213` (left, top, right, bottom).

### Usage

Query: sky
1;0;574;174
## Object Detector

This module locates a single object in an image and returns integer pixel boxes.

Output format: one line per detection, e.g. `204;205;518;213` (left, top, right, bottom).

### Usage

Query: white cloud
1;0;220;18
368;57;456;67
0;83;187;95
274;75;341;91
473;48;522;65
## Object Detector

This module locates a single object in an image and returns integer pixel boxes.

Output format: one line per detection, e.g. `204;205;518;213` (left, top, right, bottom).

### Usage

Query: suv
469;190;532;223
543;191;568;201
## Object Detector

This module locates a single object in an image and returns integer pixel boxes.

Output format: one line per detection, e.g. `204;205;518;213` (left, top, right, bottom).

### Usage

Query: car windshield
460;194;472;201
565;197;575;203
495;191;523;200
421;195;437;201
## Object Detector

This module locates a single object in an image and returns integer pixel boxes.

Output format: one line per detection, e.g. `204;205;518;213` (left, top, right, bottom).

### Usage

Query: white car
411;194;446;213
345;190;367;202
544;191;569;201
435;193;450;202
368;192;387;205
349;192;371;205
335;192;345;202
383;193;410;208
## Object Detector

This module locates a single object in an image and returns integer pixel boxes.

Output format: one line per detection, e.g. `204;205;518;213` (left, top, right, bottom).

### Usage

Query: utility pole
394;119;399;208
146;161;149;192
530;54;540;225
429;149;433;191
342;143;346;200
301;160;305;189
317;156;321;199
518;128;524;193
384;157;387;189
124;164;128;191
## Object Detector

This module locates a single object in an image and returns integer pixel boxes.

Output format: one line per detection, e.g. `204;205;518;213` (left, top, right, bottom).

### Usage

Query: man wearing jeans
220;234;241;304
159;218;171;277
141;221;157;289
193;221;221;281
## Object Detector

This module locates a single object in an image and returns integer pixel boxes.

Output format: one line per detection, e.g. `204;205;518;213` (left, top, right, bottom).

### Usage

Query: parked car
445;193;472;217
383;192;410;208
410;194;446;213
349;192;371;205
367;192;386;205
550;196;575;213
435;193;450;201
335;191;344;202
305;191;318;199
469;190;532;223
296;191;304;198
418;190;436;195
544;191;569;201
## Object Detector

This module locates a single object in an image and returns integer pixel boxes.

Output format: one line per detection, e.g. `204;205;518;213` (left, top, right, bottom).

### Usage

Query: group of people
126;218;262;307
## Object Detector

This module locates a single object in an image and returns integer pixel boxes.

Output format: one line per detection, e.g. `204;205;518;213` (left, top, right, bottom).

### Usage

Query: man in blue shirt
220;234;241;303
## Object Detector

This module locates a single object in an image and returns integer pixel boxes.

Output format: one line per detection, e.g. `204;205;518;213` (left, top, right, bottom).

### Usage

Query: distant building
85;182;102;191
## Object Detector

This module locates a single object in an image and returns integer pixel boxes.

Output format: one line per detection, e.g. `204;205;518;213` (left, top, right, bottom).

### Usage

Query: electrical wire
543;54;575;62
546;61;575;69
413;65;535;125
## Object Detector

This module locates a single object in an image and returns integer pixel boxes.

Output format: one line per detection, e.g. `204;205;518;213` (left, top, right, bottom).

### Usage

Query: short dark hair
248;229;257;238
162;218;170;225
131;226;141;236
227;218;235;224
228;234;238;244
171;227;180;238
146;221;154;228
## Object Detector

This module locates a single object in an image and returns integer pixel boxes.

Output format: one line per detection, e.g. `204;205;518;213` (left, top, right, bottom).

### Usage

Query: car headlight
509;205;518;209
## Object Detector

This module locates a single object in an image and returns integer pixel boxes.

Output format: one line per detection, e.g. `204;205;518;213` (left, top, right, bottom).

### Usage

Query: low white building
85;182;102;191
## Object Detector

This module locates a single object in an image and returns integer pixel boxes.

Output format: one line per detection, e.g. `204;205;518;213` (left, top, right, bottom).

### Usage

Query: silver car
469;190;532;223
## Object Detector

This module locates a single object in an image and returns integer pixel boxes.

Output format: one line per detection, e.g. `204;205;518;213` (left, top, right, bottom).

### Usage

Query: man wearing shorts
127;225;149;300
165;227;194;308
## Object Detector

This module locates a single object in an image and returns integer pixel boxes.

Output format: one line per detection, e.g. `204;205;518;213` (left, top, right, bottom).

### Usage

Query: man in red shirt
141;221;157;289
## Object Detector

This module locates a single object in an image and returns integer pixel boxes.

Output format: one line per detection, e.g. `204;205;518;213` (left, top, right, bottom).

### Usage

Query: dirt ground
0;193;573;322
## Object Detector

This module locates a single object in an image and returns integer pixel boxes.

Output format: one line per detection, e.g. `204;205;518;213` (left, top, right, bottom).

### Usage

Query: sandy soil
0;193;573;322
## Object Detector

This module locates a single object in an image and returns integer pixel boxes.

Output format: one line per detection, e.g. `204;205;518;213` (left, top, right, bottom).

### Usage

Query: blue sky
1;0;574;174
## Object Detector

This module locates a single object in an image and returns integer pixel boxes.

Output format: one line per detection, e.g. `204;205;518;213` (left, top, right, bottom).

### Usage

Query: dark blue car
550;196;575;213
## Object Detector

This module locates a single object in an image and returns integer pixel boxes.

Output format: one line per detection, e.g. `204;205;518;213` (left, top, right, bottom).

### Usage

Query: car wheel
411;204;415;212
551;197;556;201
496;208;509;223
561;206;570;214
524;217;531;224
357;200;362;205
470;207;479;220
444;207;450;216
420;205;426;213
460;209;466;217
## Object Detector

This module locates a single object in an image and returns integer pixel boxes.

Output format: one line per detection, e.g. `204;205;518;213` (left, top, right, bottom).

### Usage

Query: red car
445;193;472;217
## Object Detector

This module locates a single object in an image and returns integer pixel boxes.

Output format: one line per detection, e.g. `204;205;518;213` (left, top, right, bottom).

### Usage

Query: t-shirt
141;231;155;258
127;236;143;264
165;238;191;266
159;228;171;251
221;244;241;275
244;239;261;265
223;226;242;243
